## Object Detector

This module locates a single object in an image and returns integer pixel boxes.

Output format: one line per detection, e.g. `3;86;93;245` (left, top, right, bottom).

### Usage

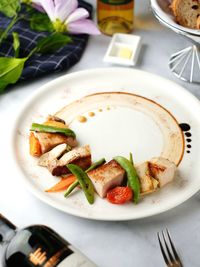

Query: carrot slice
45;175;77;192
29;132;42;157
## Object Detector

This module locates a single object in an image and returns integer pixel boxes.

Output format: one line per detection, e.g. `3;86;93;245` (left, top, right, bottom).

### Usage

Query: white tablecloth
1;1;200;266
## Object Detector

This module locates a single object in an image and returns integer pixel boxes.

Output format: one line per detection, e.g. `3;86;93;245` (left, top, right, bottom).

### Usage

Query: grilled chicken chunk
38;143;71;167
88;160;125;198
149;157;176;187
135;157;176;195
48;145;91;176
34;132;77;154
136;162;158;195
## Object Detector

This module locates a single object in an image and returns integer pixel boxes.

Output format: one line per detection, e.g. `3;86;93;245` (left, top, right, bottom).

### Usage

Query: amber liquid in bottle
97;0;134;36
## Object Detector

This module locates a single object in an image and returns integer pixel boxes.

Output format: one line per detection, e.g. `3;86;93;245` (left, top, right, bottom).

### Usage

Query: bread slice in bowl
171;0;200;29
197;14;200;29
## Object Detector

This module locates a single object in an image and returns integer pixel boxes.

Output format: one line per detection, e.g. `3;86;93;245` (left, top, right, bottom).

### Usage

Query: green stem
0;15;18;45
0;11;33;48
27;32;56;59
64;158;106;198
64;181;79;198
27;45;38;58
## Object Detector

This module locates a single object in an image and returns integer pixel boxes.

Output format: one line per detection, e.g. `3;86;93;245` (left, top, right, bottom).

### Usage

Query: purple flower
32;0;45;12
21;0;45;12
39;0;100;35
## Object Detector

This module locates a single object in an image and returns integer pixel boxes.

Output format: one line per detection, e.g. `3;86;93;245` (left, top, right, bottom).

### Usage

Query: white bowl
151;0;200;44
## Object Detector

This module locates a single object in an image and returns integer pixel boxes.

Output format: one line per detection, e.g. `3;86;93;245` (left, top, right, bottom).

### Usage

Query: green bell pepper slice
30;123;76;138
114;156;140;204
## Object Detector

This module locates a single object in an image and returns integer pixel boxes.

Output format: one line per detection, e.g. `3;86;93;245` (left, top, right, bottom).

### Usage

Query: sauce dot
88;112;95;117
179;123;191;132
77;115;87;123
185;132;192;137
98;109;103;112
187;150;190;153
187;144;191;148
186;138;192;143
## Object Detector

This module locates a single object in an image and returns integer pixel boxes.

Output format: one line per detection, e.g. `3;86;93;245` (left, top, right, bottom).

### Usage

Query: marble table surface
1;0;200;266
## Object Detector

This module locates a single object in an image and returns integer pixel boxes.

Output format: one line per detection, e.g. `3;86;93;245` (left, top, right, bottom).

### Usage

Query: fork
157;229;183;267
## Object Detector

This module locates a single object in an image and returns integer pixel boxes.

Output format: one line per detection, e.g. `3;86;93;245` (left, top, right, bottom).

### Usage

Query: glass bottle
0;214;97;267
97;0;134;36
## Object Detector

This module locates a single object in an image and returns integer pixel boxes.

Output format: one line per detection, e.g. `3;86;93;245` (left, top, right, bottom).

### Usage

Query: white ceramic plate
12;68;200;221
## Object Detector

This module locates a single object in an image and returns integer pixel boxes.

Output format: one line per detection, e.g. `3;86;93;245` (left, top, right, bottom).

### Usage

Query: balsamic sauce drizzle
179;123;190;132
185;132;192;137
179;123;192;154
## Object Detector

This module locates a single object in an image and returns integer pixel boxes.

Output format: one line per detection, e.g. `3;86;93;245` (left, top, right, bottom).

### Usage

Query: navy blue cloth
0;1;92;81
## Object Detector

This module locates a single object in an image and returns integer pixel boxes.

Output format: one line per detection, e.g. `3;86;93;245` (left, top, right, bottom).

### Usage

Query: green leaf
0;0;20;17
30;13;54;33
35;33;72;54
12;32;20;57
0;57;27;92
0;29;4;35
0;28;6;39
0;16;18;45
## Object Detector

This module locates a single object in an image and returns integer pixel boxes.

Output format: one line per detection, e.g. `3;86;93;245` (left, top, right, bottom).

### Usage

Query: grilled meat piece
88;160;125;198
46;115;66;125
136;157;176;195
149;157;176;187
135;162;157;195
34;132;77;154
38;143;71;167
48;145;91;176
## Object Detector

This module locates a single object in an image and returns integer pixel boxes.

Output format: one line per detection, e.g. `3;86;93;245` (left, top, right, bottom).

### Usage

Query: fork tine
166;229;183;266
162;230;175;263
157;232;170;266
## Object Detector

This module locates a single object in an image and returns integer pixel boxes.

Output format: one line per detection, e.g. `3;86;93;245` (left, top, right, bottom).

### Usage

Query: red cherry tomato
106;186;133;204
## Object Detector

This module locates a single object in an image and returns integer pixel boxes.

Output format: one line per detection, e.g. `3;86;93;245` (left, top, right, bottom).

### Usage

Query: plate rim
10;67;200;221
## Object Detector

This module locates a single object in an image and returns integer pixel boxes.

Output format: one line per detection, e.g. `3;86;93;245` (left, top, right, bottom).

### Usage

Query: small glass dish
103;33;142;66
